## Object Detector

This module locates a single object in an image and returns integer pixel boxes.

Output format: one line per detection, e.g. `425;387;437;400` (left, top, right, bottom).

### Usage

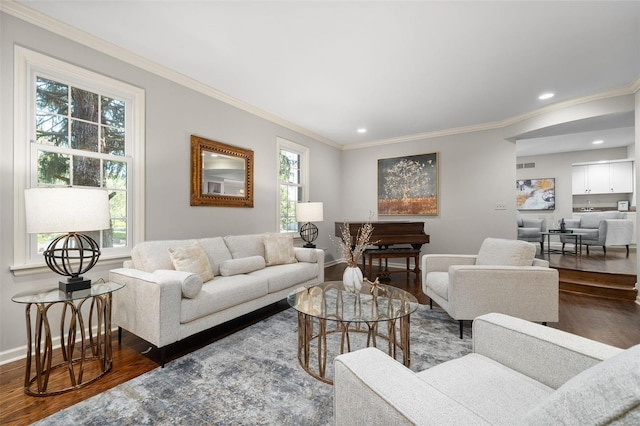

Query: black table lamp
25;187;111;292
296;201;323;248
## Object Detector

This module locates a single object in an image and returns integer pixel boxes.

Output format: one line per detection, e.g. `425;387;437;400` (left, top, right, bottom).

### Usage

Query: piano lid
335;221;429;249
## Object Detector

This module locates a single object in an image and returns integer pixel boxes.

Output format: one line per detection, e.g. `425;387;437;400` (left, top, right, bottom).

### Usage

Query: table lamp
296;201;323;248
24;187;111;292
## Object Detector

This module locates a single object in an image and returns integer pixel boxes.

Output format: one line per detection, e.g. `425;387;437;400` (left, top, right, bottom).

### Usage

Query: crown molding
0;1;341;149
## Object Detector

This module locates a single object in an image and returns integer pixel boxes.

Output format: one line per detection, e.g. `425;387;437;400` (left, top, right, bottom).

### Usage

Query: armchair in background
421;237;559;338
517;216;546;252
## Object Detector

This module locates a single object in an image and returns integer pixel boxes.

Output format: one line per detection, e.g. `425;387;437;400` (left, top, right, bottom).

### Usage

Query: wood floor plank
2;261;639;425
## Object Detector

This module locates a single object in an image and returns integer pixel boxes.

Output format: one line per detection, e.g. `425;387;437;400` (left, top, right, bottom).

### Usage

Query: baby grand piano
334;221;430;250
335;221;430;279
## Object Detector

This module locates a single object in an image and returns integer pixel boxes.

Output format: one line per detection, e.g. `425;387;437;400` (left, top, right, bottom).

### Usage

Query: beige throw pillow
263;233;297;266
168;242;215;282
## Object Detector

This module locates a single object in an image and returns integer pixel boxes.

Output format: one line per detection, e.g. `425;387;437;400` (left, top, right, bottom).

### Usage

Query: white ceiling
13;1;640;152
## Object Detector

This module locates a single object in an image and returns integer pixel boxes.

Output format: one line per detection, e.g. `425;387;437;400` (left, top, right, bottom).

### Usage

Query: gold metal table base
296;311;412;385
23;292;114;396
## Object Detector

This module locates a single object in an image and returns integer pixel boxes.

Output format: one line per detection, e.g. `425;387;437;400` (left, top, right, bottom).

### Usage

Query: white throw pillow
219;255;266;276
476;237;536;266
263;233;297;266
168;242;215;282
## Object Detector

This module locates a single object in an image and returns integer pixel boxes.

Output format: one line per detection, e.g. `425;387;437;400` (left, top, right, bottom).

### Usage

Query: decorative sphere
43;233;101;278
299;222;319;244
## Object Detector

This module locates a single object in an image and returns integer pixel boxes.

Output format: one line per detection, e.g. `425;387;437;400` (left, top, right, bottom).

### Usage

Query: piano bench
362;248;421;280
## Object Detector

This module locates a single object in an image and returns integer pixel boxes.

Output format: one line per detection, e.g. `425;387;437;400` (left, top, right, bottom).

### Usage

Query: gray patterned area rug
36;304;472;425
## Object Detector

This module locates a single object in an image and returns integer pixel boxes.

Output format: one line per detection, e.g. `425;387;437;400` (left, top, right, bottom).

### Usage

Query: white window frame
276;137;309;235
12;46;145;270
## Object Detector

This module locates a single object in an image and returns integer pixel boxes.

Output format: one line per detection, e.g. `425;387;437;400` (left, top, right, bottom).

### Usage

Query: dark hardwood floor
1;260;639;425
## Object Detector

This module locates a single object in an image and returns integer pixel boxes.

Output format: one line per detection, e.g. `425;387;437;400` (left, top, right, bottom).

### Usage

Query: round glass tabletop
287;280;418;323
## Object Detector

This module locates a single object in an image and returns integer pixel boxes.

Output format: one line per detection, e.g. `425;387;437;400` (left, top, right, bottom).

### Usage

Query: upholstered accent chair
560;211;633;255
517;216;546;251
334;313;640;426
421;238;559;338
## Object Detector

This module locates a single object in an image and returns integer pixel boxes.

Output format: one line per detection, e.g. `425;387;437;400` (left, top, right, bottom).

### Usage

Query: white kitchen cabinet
571;161;634;195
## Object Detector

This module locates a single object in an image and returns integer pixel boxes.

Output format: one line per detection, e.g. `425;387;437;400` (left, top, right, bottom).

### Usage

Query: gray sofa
517;216;546;251
560;211;633;254
334;313;640;425
109;233;324;366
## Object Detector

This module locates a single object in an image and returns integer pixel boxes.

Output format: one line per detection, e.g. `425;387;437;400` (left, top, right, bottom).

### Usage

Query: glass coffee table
287;280;419;384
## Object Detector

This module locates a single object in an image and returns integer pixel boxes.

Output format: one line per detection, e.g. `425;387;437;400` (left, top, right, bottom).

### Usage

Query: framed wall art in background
516;178;555;210
377;152;438;216
618;200;629;211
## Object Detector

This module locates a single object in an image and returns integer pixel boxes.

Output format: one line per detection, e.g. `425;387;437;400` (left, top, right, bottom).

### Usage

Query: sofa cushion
198;237;233;276
249;262;319;293
219;255;266;276
263;233;297;266
180;275;269;323
224;234;265;259
476;238;536;266
417;353;553;425
168;242;215;282
425;271;449;301
522;344;640;425
153;269;203;299
131;239;197;272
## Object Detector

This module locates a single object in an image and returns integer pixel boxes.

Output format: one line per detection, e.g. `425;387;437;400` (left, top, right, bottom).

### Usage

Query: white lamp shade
296;202;323;222
25;187;111;234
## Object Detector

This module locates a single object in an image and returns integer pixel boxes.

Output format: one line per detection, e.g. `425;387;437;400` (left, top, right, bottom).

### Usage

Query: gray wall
341;128;518;255
0;13;342;361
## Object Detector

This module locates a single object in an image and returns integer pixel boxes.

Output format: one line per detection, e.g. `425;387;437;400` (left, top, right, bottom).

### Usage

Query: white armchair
560;211;633;255
422;238;559;338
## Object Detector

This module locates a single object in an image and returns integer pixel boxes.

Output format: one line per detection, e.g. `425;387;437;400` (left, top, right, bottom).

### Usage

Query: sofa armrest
334;347;488;425
422;254;477;274
472;313;622;389
447;265;559;322
109;268;182;348
602;219;633;246
294;247;325;283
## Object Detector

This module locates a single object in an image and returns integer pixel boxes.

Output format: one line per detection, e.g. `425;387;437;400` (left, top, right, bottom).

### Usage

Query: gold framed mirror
190;135;254;207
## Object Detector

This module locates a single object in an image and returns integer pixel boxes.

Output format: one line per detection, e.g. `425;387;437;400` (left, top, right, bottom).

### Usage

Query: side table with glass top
287;280;419;384
11;281;124;396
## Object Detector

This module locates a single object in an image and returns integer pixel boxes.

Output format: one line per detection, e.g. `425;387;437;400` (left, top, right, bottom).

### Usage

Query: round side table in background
11;281;124;396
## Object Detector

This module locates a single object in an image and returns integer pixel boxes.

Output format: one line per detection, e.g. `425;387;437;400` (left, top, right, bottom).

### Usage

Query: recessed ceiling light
592;140;604;145
538;92;554;100
357;128;367;134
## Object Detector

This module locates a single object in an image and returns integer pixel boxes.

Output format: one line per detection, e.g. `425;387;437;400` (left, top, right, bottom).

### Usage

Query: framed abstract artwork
516;178;555;210
377;152;438;216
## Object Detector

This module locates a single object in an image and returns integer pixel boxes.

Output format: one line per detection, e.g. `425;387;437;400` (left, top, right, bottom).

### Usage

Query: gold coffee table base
296;312;412;385
289;281;418;385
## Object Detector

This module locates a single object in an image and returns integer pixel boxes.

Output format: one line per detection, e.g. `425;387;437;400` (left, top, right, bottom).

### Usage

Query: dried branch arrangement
337;222;379;267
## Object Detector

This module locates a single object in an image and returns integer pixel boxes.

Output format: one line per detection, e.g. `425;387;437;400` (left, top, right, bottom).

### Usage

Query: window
277;137;309;234
14;47;145;267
